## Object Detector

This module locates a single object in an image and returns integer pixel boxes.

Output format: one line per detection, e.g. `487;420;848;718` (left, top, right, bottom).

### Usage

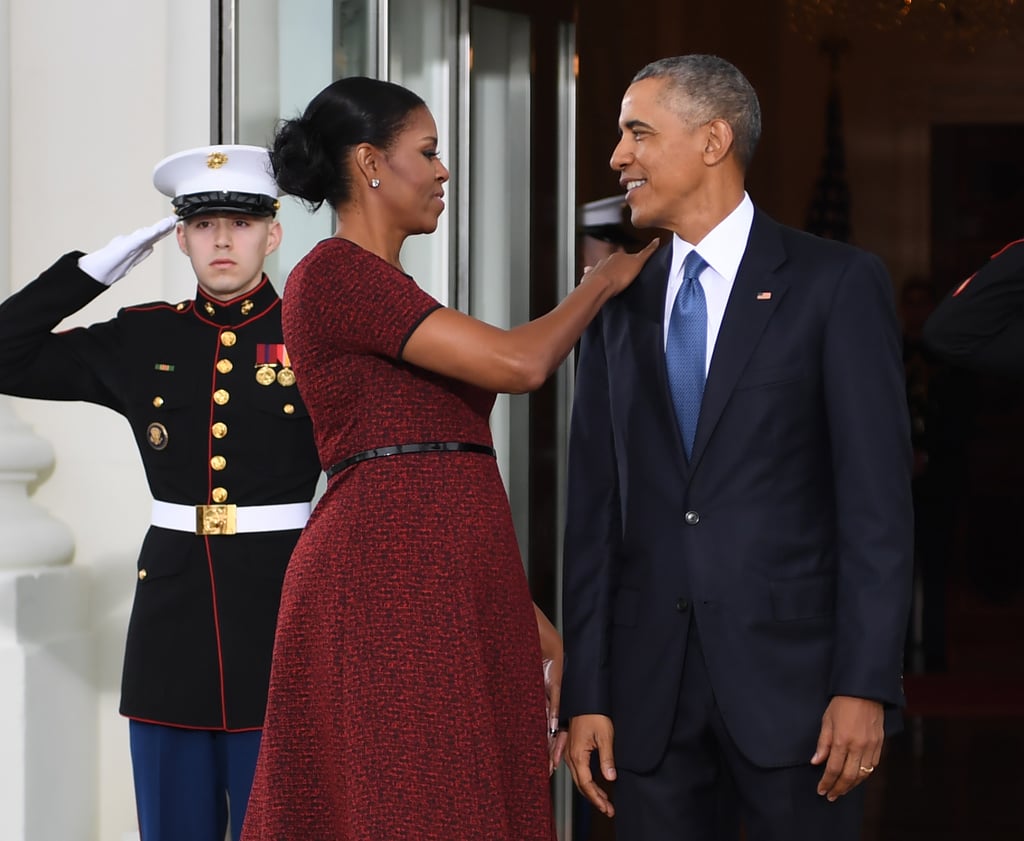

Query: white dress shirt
663;193;755;375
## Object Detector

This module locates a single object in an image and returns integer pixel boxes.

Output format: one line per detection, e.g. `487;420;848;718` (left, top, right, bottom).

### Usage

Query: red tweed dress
241;237;555;840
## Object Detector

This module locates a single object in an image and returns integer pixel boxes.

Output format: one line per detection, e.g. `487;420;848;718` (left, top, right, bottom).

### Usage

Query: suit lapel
689;212;788;470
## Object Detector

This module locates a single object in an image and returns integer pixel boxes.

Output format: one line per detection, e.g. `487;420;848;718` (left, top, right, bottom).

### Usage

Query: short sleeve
285;238;442;361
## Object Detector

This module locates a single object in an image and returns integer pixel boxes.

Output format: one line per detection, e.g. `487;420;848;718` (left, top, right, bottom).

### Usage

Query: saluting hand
79;214;178;286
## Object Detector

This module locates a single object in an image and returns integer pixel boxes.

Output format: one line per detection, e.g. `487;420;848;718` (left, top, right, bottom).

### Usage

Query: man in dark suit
0;145;321;841
561;55;913;840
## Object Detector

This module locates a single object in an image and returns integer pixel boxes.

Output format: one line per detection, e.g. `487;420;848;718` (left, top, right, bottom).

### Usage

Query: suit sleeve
822;250;914;707
922;239;1024;377
0;251;125;409
561;309;622;721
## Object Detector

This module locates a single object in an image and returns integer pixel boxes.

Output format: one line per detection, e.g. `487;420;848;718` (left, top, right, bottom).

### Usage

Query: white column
0;398;75;569
0;1;96;839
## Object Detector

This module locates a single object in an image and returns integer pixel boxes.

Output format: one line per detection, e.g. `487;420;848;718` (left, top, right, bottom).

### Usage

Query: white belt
151;500;311;536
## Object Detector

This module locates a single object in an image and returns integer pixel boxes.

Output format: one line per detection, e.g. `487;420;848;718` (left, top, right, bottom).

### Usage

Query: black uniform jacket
923;238;1024;377
0;253;321;730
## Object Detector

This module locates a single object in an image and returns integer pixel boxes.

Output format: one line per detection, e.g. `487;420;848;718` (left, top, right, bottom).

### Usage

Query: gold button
175;302;186;311
138;569;147;581
216;359;233;374
211;487;228;503
213;389;230;405
152;396;164;408
212;422;228;439
283;403;295;415
211;455;227;471
220;331;237;347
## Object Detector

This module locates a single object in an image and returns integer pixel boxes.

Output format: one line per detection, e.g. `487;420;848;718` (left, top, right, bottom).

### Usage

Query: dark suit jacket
0;254;321;729
562;209;914;771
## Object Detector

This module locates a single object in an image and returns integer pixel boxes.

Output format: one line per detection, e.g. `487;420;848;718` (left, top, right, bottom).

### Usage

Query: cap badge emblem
207;151;229;169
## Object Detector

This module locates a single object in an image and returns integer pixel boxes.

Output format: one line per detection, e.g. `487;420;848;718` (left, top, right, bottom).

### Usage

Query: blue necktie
666;251;709;460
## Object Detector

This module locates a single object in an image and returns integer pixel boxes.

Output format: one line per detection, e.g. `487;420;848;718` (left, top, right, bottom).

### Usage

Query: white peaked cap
153;144;280;218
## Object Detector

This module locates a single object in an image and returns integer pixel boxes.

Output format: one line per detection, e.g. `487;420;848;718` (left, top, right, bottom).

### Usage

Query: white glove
78;214;178;286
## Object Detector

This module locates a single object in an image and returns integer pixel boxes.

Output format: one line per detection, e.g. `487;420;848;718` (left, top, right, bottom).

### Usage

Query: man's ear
265;219;283;256
175;222;189;256
703;118;735;166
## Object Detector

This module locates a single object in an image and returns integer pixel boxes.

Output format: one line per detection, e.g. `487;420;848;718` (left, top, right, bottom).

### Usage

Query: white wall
6;2;211;837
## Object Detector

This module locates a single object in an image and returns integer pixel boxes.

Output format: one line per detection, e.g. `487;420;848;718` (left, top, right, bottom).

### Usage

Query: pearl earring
370;178;380;189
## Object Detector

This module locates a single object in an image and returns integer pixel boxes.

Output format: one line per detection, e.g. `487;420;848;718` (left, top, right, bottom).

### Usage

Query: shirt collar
193;274;279;326
669;192;755;282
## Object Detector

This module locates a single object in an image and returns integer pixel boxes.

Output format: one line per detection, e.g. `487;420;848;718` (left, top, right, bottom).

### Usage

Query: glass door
235;0;379;283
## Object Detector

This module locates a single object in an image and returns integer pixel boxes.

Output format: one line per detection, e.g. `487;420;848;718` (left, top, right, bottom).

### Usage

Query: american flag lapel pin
756;291;772;301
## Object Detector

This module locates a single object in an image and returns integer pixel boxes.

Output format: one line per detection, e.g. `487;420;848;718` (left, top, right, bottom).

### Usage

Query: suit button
138;569;147;581
684;510;700;525
675;598;690;612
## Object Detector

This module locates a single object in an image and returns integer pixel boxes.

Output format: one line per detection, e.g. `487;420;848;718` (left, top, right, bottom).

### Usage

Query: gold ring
859;765;875;774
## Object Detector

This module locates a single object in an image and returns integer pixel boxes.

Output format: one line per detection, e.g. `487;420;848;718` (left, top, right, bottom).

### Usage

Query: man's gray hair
633;55;762;170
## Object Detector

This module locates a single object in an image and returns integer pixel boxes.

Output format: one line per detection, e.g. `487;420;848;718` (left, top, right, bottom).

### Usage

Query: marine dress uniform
924;237;1024;375
0;146;321;841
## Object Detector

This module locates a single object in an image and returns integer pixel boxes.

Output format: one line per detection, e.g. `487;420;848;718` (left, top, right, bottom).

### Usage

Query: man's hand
810;695;884;801
78;215;178;286
567;714;617;817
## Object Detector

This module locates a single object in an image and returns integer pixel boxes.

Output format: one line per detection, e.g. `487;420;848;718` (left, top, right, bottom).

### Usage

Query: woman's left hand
543;655;568;774
535;603;567;775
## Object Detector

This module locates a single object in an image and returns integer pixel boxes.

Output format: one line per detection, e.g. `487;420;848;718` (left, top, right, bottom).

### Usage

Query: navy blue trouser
614;619;866;841
129;720;262;841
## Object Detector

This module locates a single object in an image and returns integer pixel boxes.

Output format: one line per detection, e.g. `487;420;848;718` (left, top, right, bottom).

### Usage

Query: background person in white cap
0;144;321;841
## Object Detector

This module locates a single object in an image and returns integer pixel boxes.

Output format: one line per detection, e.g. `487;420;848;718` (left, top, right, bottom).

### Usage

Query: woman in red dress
241;77;655;841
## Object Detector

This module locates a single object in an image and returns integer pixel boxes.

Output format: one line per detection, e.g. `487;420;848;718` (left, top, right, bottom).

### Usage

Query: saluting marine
0;145;321;841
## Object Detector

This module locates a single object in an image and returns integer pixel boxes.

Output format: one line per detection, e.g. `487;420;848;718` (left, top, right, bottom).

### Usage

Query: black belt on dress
325;441;496;479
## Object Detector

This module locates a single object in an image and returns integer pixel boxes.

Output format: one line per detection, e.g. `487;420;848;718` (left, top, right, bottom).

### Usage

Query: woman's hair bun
270;117;334;210
271;77;427;212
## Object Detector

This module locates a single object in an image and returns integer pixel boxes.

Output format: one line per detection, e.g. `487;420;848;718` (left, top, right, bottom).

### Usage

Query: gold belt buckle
195;504;237;536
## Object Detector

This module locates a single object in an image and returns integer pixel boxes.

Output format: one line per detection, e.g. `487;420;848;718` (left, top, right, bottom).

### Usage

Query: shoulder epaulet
122;299;194;314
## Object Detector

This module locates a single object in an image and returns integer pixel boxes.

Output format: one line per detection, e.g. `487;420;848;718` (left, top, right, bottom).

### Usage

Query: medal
256;365;276;386
277;368;296;387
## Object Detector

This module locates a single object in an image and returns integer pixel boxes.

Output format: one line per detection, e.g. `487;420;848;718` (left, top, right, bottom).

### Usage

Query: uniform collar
193;274;279;326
